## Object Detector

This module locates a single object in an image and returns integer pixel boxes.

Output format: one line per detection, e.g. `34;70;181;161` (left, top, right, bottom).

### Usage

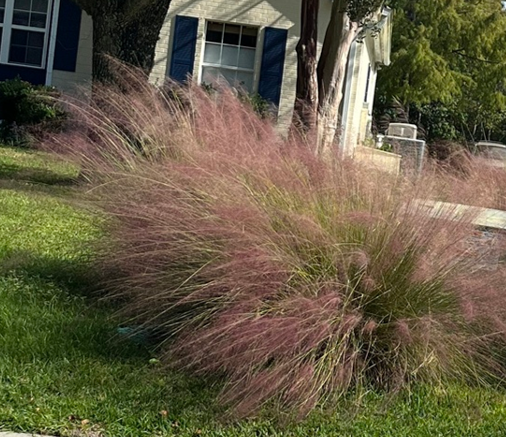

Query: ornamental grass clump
431;152;506;211
56;73;506;418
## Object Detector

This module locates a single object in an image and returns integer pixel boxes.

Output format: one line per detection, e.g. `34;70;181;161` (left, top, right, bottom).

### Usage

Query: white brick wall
150;0;332;131
342;41;377;155
52;11;93;94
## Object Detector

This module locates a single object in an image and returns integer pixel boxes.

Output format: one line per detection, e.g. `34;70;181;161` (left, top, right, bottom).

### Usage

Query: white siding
341;41;378;155
51;11;92;93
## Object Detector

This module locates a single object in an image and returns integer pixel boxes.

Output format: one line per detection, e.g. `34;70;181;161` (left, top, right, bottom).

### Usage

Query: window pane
10;28;28;45
0;28;3;48
32;0;48;12
0;9;4;23
9;45;26;63
219;68;236;85
236;71;253;92
13;11;30;26
26;46;42;64
203;42;221;64
13;0;49;28
9;29;44;66
206;22;223;43
241;27;257;48
0;0;5;6
221;45;238;67
223;24;240;45
203;67;252;92
201;66;219;84
238;47;255;69
30;12;47;28
14;0;31;10
202;66;236;88
28;30;43;46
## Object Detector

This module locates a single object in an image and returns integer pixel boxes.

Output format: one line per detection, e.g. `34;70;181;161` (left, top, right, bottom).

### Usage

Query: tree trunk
91;3;122;84
315;0;358;158
75;0;172;83
294;0;320;131
118;0;172;73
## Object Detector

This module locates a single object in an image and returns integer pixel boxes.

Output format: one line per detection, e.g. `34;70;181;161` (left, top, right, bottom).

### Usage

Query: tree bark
315;0;358;158
91;3;122;84
294;0;320;131
118;0;172;73
74;0;172;83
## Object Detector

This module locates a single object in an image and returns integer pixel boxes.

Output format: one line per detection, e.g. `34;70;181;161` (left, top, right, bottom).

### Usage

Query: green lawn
2;145;506;436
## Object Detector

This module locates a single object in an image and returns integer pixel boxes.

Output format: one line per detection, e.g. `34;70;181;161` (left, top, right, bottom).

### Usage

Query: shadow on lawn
1;249;221;415
0;161;78;186
3;249;162;351
0;162;87;199
0;249;99;297
7;251;176;353
0;162;221;424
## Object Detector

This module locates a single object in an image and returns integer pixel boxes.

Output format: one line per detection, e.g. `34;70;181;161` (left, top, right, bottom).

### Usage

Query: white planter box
354;146;402;175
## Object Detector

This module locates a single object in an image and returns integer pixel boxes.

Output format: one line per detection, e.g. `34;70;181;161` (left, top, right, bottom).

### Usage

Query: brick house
150;1;392;153
0;0;392;155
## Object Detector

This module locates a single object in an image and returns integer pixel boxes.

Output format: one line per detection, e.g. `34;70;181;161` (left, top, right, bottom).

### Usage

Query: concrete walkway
416;200;506;229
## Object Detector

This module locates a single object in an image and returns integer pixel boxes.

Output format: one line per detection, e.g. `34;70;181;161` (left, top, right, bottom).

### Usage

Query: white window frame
200;20;259;93
0;1;5;53
0;0;53;69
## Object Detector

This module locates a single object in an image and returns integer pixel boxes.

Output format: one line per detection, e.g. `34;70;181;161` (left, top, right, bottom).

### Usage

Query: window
0;0;51;68
201;21;258;92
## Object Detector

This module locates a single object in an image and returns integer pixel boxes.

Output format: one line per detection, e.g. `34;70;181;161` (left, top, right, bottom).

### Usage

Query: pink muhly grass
424;153;506;210
49;70;506;418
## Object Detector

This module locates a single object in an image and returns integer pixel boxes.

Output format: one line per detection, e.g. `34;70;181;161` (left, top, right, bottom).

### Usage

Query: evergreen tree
377;0;506;141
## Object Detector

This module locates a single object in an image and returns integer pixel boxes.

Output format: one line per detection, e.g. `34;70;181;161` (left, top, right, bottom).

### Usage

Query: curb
0;433;51;437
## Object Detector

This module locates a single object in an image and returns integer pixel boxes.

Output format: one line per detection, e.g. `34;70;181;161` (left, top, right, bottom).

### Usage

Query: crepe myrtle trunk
294;0;358;156
316;0;358;157
295;0;383;157
74;0;172;83
294;0;320;130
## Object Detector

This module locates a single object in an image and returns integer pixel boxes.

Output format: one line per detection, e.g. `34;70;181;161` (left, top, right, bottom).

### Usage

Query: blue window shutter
53;0;82;72
258;27;288;107
169;16;198;82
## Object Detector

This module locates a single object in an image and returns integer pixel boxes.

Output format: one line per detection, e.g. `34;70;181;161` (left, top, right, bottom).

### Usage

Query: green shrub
200;81;273;119
238;92;273;119
0;78;66;147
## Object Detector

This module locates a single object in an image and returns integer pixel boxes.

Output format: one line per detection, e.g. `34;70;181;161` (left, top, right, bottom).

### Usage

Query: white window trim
0;0;53;69
200;20;259;92
45;0;60;84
